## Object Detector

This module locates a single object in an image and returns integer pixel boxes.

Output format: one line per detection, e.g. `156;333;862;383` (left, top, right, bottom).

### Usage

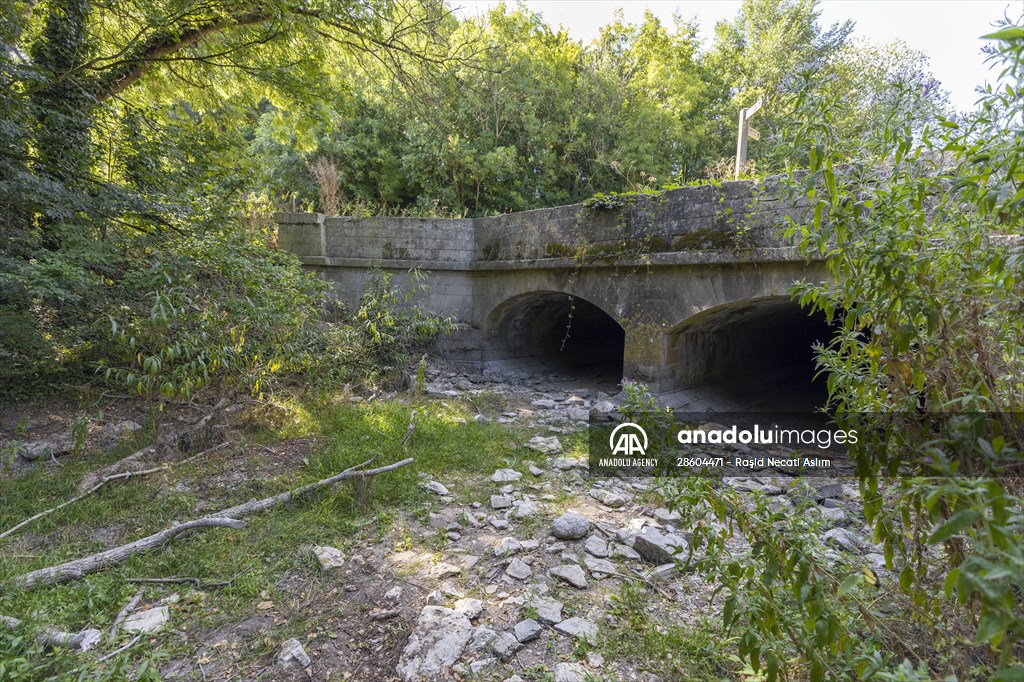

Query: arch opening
486;291;624;388
666;298;835;411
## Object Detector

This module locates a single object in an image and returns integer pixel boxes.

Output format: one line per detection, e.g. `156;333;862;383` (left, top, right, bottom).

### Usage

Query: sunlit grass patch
604;581;739;680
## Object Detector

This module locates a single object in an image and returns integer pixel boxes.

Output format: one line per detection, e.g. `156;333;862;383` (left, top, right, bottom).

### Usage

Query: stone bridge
277;181;830;409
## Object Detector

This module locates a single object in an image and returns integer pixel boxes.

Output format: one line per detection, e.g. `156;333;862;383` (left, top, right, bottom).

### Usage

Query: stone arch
665;296;834;410
485;290;625;386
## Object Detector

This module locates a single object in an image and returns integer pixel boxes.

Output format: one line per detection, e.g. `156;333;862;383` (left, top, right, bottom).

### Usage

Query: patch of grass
604;581;738;680
0;395;533;680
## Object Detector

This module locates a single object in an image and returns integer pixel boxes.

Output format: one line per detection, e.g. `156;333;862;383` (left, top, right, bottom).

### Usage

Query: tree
0;0;463;394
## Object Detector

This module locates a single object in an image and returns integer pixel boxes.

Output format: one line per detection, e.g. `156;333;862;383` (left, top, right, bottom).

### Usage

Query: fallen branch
109;590;144;641
127;567;252;589
13;456;413;590
76;398;230;493
211;455;413;520
0;466;166;541
401;411;417;446
97;634;143;662
369;609;401;620
15;518;245;590
1;614;102;651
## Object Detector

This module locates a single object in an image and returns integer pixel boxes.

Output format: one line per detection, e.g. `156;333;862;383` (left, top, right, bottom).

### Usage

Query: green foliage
604;581;739;679
298;270;458;390
670;16;1024;682
96;230;324;403
0;396;520;678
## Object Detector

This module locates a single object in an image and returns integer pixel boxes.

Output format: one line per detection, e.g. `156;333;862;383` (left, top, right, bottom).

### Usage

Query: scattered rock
566;406;589;421
652;507;681;523
525;435;562;455
820;506;846;524
530;596;564;625
422;481;450;496
531;399;557;409
649;563;678;582
491;631;522;661
611;543;642;560
18;440;67;461
276;638;311;669
430;562;462;579
513;618;542;643
469;657;496;674
454;598;483;619
490;495;514;510
312;545;346;570
494;537;523;557
505;558;532;580
631;527;688;565
584;556;616;578
122;606;169;634
594;490;626;508
396;606;475;681
593;400;616;413
823;527;860;553
468;627;498;654
584;535;609;558
102;420;143;440
550;456;585;471
552;512;591;540
553;662;588;682
491;469;522;483
550;564;588;589
528;464;544;477
553;617;597;640
511;499;541;519
384;586;403;603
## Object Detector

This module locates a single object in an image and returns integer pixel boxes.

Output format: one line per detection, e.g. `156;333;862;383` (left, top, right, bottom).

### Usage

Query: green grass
0;394;529;681
603;581;740;680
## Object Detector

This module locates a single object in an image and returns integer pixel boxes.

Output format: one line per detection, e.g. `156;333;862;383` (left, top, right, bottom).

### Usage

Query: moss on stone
671;230;733;251
482;241;501;260
545;242;577;258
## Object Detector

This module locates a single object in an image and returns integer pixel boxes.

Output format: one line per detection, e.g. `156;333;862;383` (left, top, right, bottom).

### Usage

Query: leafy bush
96;229;324;404
299;269;458;390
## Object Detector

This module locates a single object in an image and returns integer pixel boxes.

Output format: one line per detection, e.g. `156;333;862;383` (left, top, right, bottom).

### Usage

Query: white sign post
735;97;764;180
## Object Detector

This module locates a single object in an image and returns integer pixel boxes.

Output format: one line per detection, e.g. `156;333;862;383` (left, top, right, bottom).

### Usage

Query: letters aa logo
609;422;648;456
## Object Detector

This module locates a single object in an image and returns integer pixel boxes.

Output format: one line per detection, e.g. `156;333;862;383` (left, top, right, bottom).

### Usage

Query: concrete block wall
276;180;807;266
323;216;474;263
275;212;476;265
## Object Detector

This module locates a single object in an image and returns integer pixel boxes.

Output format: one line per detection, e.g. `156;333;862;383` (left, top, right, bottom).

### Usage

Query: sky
453;0;1023;113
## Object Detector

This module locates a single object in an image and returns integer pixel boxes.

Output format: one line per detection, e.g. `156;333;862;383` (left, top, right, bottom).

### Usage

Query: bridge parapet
276;212;476;266
276;180;809;270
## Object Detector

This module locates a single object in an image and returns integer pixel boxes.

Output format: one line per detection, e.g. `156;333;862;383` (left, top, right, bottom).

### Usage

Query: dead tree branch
15;518;246;590
0;614;102;651
13;456;413;590
109;590;144;641
76;398;229;493
127;567;252;589
0;466;166;541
